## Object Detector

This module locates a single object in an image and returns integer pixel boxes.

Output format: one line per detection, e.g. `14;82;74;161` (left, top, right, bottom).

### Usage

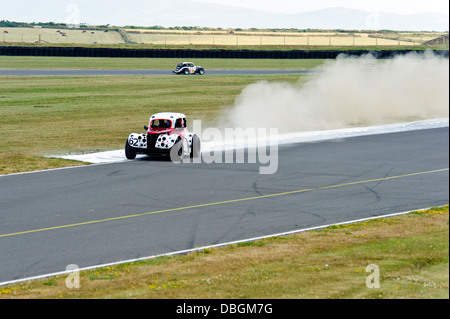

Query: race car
173;62;205;75
125;112;201;161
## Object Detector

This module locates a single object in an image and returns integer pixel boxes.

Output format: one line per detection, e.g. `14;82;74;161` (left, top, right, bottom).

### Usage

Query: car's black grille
147;133;159;149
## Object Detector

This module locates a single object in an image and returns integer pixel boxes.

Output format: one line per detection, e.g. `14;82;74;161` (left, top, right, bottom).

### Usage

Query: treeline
0;20;66;28
0;20;111;30
120;25;430;34
1;20;441;35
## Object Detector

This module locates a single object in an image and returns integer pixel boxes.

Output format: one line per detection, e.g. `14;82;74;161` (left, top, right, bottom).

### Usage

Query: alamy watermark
171;120;279;175
65;4;80;28
65;264;80;289
366;264;380;288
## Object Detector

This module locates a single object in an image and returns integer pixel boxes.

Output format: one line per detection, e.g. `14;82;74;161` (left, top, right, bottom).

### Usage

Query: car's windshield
150;119;172;129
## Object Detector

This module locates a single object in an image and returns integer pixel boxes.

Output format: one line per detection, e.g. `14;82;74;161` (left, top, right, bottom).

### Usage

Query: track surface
0;128;448;283
0;69;316;76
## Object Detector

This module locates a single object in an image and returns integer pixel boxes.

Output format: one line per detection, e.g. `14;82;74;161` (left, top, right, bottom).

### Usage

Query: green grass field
0;56;326;70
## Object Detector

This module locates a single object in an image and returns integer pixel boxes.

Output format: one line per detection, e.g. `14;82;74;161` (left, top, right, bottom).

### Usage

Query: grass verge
1;205;447;299
0;56;326;70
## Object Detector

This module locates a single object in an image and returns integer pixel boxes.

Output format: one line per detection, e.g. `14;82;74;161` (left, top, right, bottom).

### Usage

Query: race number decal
128;133;147;148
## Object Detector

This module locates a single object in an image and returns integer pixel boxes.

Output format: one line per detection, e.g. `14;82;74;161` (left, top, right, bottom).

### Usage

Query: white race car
125;112;201;161
173;62;205;75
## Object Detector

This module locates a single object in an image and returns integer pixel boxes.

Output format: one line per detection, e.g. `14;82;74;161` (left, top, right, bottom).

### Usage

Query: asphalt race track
0;127;448;284
0;69;317;76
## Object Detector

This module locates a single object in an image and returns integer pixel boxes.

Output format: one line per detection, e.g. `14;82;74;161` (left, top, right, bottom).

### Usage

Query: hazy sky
196;0;449;15
1;0;448;28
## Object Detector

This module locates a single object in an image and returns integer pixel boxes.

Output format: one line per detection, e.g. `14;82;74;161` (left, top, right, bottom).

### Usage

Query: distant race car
125;112;201;161
173;62;205;75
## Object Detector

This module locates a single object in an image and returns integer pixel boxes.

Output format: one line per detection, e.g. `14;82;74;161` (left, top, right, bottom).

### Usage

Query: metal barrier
0;46;448;59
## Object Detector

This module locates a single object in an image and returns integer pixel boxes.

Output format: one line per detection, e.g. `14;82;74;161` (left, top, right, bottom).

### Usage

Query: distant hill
124;3;449;31
193;6;449;31
277;7;449;32
1;1;448;31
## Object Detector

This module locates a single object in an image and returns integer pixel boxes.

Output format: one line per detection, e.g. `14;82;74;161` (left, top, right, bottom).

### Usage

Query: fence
127;33;422;47
0;46;448;59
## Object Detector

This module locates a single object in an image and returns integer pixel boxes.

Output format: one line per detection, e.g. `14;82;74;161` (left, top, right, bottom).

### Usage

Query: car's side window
175;118;183;128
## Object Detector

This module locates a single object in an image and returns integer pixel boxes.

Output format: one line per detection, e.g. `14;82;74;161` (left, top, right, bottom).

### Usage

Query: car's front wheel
170;139;184;163
198;68;205;75
125;140;136;160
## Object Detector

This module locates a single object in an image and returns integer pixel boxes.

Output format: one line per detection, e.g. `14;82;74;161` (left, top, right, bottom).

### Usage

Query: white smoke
223;51;449;133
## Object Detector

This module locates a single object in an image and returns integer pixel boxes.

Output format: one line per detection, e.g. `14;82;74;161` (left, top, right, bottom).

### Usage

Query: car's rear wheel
183;68;189;75
125;140;136;159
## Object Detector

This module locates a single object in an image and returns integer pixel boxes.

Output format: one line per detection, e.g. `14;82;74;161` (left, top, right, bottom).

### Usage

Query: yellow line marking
1;168;448;239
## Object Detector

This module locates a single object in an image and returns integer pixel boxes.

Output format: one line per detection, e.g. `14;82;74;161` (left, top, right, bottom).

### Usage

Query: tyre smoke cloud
223;51;449;133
